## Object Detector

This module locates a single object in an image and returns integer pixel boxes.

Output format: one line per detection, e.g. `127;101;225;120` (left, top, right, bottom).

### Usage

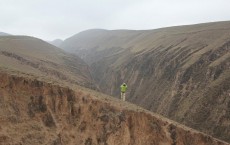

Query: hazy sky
1;0;230;40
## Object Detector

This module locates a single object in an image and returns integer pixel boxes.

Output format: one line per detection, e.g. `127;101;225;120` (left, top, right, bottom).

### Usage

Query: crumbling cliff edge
0;71;229;145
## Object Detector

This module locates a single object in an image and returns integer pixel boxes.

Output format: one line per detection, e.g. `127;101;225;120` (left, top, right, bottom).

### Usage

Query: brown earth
0;70;229;145
60;21;230;142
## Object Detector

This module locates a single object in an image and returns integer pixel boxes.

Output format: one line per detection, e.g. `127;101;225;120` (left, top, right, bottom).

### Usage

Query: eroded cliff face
0;72;228;145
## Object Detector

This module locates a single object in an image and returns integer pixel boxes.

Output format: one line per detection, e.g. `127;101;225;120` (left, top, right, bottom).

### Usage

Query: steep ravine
0;72;229;145
90;39;230;142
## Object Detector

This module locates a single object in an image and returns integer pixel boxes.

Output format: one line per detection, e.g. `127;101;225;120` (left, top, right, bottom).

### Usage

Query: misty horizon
1;0;230;41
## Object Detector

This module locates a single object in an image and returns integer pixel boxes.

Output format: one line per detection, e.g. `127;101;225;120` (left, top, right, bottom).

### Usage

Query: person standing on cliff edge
120;83;127;101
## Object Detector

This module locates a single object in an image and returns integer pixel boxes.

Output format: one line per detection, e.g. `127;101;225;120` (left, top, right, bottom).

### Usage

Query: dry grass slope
0;36;95;89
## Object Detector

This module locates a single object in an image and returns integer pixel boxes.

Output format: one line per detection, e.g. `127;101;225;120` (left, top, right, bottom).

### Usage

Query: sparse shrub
79;121;87;132
85;138;92;145
42;112;56;127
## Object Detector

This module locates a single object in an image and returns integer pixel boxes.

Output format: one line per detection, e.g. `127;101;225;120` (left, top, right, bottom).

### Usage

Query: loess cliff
0;71;229;145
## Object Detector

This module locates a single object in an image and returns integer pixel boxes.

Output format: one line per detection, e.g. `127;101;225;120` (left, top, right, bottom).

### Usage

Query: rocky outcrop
0;72;229;145
60;21;230;142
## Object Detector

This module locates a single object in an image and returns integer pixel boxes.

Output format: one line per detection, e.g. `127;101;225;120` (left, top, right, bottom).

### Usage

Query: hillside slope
0;36;95;88
61;21;230;142
0;71;229;145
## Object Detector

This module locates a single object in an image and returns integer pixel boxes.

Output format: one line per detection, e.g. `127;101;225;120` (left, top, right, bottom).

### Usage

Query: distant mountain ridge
60;21;230;142
48;39;63;47
0;32;11;36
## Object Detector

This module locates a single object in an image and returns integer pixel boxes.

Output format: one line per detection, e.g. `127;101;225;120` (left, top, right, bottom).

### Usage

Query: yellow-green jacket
120;84;127;93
